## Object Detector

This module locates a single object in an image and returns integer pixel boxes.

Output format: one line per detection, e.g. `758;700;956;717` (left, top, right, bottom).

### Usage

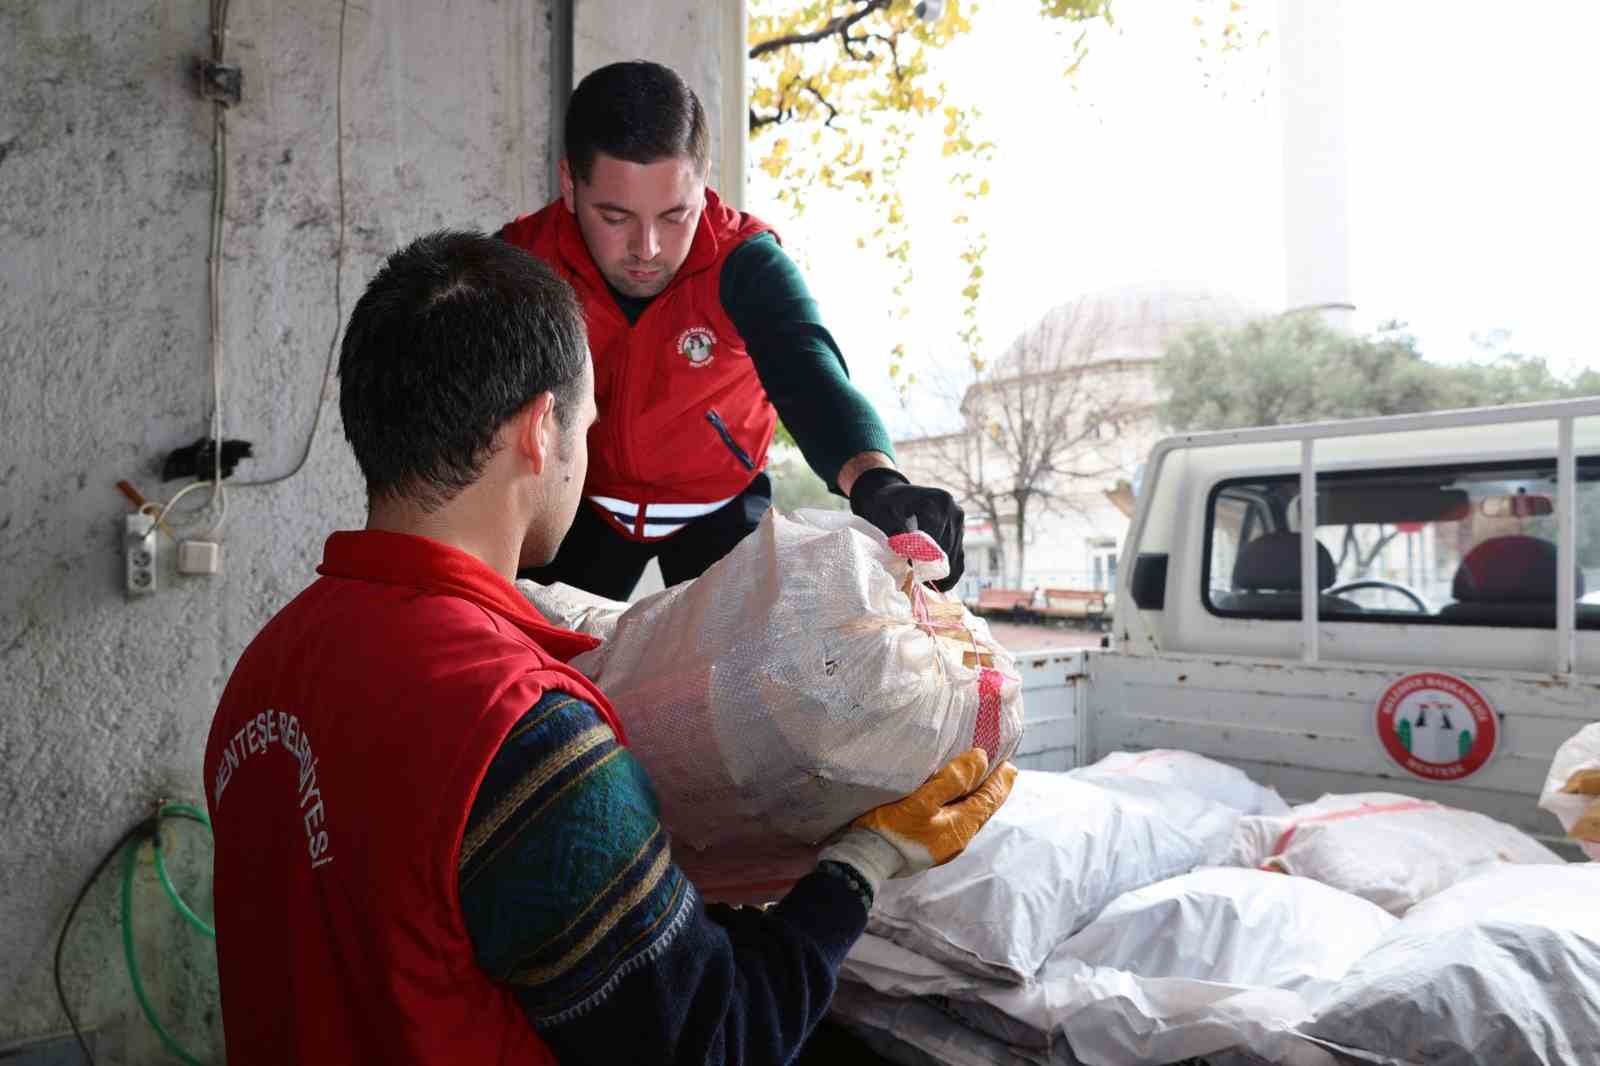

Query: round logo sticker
1376;672;1499;781
677;326;716;368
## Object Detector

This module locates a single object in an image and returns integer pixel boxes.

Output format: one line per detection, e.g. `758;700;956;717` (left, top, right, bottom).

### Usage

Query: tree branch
749;107;784;133
801;82;842;126
749;0;896;60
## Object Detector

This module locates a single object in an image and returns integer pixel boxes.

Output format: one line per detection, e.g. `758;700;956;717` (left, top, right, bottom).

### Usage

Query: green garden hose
150;804;216;939
120;803;215;1066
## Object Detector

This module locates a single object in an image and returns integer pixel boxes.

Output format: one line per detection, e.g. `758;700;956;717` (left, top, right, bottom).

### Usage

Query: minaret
1278;0;1355;330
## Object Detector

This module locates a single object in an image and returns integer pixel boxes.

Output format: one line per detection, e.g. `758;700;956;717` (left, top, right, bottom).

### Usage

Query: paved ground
983;619;1104;653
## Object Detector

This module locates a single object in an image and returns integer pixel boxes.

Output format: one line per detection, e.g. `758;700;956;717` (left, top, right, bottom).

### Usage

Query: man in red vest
501;60;966;600
203;231;1015;1064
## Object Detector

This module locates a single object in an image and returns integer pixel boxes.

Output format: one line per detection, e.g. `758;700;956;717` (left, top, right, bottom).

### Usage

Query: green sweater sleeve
720;232;895;493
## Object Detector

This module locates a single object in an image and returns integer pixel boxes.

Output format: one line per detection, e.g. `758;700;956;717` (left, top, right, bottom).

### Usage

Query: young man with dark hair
502;59;968;599
202;231;1015;1065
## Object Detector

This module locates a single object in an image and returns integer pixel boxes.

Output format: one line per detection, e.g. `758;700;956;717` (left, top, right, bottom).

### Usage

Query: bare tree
901;298;1146;588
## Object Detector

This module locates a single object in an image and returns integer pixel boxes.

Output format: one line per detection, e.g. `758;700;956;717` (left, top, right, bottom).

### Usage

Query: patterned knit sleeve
459;690;871;1065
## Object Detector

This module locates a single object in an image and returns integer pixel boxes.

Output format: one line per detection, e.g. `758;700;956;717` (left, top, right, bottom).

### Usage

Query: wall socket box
125;513;157;597
178;540;222;575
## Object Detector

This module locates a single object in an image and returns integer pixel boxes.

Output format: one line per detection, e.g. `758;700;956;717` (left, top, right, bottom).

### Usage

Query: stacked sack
1226;791;1565;914
523;509;1024;902
833;746;1597;1066
1539;721;1600;860
1284;725;1600;1065
835;756;1391;1066
1300;863;1600;1066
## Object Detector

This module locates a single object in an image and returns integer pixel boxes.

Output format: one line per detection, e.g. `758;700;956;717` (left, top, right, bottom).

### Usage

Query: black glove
849;468;965;592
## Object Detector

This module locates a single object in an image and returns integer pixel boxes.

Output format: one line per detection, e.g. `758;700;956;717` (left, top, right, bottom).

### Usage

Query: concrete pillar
572;0;745;207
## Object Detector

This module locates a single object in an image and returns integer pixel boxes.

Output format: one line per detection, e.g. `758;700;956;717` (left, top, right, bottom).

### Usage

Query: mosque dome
995;281;1261;375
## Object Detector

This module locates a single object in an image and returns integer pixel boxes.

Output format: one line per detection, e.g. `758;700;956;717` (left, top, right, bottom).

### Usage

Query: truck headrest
1451;535;1582;604
1233;531;1336;592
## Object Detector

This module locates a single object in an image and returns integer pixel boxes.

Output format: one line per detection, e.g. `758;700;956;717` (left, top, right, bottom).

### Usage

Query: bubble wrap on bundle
567;508;1024;901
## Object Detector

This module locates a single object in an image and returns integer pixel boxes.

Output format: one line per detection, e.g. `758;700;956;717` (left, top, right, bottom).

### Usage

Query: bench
1036;588;1109;628
974;588;1037;616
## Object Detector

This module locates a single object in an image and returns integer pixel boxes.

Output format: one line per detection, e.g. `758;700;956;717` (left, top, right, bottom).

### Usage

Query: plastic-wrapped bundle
869;770;1240;982
1539;722;1600;860
1301;864;1600;1066
1080;749;1290;816
517;579;628;642
566;509;1024;901
1225;792;1564;914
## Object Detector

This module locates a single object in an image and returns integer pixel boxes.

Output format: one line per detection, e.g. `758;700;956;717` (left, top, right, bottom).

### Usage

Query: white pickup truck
1009;396;1599;851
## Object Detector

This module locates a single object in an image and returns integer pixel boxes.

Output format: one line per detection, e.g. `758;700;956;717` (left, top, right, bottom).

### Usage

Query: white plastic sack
1224;792;1564;914
567;509;1023;901
1081;750;1290;815
868;769;1238;982
1301;864;1600;1066
953;863;1386;1060
842;926;1340;1066
829;982;1058;1066
1538;722;1600;860
1021;974;1329;1066
1055;867;1394;1001
841;930;1339;1066
516;579;628;642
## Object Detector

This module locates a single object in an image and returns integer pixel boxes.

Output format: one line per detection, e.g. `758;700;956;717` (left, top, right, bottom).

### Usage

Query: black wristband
847;466;909;512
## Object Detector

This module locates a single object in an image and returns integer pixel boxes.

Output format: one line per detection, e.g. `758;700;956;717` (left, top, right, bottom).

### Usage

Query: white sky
744;1;1600;438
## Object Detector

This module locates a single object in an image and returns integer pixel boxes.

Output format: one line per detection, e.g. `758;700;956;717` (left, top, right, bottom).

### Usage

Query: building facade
896;281;1256;600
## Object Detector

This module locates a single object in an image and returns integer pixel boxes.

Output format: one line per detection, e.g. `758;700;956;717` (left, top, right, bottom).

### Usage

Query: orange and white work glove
818;749;1017;903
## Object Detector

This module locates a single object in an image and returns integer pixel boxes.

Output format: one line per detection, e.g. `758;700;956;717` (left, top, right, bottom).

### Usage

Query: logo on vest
677;326;717;368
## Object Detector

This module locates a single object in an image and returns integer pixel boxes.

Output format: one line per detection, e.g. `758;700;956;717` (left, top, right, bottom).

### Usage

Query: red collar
317;530;602;663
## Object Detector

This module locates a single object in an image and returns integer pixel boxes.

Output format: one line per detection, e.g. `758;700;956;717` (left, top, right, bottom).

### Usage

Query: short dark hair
564;60;709;182
337;230;587;510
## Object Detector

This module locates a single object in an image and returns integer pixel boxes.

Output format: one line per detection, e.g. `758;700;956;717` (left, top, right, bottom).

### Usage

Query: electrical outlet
125;513;157;598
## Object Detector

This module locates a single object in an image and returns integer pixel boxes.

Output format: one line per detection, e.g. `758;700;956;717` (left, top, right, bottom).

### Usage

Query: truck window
1203;459;1600;629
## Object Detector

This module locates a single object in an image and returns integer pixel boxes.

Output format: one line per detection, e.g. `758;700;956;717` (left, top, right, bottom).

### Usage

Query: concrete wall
574;0;745;207
0;0;564;1057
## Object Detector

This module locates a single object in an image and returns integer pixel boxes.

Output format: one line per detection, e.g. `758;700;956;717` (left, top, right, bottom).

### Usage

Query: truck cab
1014;397;1600;848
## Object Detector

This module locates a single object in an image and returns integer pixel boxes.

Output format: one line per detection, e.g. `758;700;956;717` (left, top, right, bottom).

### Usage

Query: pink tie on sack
886;529;1005;766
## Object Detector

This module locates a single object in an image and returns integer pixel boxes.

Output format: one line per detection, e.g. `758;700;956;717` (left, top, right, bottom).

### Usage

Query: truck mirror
1480;494;1554;518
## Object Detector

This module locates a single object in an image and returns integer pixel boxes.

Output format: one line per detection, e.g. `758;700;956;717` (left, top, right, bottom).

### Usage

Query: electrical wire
148;480;221;533
53;804;216;1066
52;816;156;1065
154;0;232;542
202;93;228;538
231;0;349;489
160;0;344;525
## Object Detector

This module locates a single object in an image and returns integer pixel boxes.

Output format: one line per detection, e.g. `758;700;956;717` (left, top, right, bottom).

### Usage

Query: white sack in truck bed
1539;721;1600;860
1080;749;1290;815
549;509;1024;901
1301;863;1600;1066
869;769;1239;983
1226;792;1564;915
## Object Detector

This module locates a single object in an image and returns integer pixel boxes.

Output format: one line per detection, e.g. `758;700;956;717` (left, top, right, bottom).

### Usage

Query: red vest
501;190;775;539
203;531;625;1065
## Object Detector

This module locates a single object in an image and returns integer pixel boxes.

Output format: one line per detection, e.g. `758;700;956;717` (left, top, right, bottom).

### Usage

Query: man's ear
559;158;576;214
515;391;558;476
